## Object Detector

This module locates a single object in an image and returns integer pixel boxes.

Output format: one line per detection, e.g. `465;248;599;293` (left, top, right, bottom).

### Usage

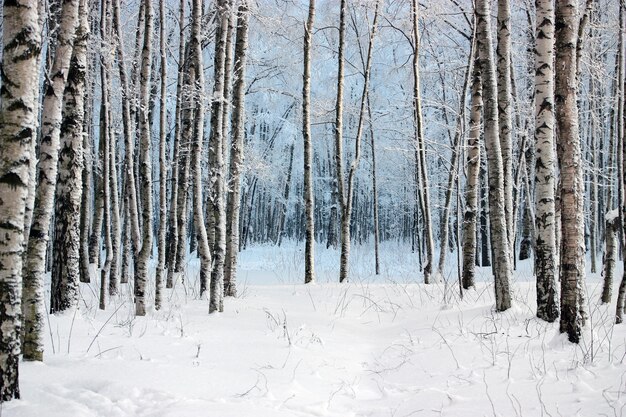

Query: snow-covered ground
4;242;626;416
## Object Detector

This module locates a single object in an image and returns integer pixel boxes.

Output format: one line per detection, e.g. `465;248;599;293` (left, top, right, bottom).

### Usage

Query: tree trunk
135;0;154;316
209;0;230;313
534;0;559;323
496;0;514;258
155;0;167;310
188;0;211;299
166;0;186;289
0;0;41;399
555;0;584;342
224;0;250;296
51;0;89;317
411;0;435;284
462;46;481;290
302;0;316;283
337;0;379;284
475;0;512;311
112;0;140;260
23;0;79;362
603;7;624;306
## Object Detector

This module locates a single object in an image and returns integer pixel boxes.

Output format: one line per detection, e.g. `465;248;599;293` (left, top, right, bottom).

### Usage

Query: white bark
135;0;154;316
534;0;559;323
224;0;250;296
555;0;584;342
23;0;79;361
302;0;316;284
0;0;41;399
475;0;512;311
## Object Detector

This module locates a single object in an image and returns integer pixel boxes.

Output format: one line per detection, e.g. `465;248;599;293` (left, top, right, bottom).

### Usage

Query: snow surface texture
3;242;626;417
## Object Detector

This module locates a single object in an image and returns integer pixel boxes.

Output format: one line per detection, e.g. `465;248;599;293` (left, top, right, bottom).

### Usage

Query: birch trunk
496;0;514;256
338;1;379;284
462;47;481;290
534;0;559;323
302;0;316;284
367;97;380;276
209;0;230;313
555;0;584;342
0;0;41;398
166;0;186;289
155;0;167;310
188;0;211;299
475;0;512;311
112;0;140;257
51;0;89;315
411;0;434;284
99;0;113;308
23;0;79;361
135;0;154;316
224;0;250;296
606;7;624;307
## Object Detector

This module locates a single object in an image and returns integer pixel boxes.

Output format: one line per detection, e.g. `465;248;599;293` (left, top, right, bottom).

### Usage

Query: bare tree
555;0;584;342
51;0;89;316
209;0;230;313
155;0;167;309
23;0;79;360
496;0;514;255
411;0;435;284
462;47;481;290
302;0;316;284
135;0;154;316
534;0;559;323
0;0;41;399
475;0;512;311
336;1;379;283
224;0;250;296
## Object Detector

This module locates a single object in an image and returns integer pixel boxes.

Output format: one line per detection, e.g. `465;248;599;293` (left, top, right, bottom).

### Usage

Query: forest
1;0;626;415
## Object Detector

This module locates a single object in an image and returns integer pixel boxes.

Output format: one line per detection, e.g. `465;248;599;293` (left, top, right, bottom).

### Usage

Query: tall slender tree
462;47;481;290
51;0;90;315
302;0;316;284
534;0;559;323
209;0;230;313
555;0;584;342
475;0;512;311
135;0;154;316
496;0;514;256
411;0;435;284
23;0;79;359
224;0;250;296
0;0;41;399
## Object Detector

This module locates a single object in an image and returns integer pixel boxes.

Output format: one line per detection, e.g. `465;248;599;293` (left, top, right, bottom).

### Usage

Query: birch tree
224;0;250;296
23;0;79;360
155;0;167;309
534;0;559;323
189;0;212;298
555;0;584;342
462;48;481;290
51;0;89;315
302;0;316;284
337;0;379;283
0;0;41;399
209;0;230;313
411;0;435;284
475;0;512;311
135;0;154;316
496;0;514;255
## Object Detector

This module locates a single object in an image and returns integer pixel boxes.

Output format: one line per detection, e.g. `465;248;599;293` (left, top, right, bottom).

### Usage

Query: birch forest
2;0;626;415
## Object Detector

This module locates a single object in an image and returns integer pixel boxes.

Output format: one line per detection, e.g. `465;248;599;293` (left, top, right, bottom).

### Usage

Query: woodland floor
3;242;626;417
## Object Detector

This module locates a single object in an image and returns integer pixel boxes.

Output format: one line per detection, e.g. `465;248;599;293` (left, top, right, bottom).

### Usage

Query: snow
3;242;626;417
